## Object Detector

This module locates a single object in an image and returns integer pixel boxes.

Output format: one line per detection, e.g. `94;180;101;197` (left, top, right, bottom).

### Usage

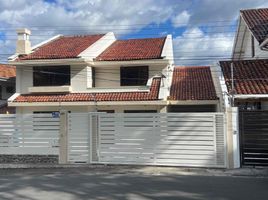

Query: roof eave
9;57;88;66
92;58;169;66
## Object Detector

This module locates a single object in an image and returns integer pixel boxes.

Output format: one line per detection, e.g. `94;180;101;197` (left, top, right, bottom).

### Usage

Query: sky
0;0;268;65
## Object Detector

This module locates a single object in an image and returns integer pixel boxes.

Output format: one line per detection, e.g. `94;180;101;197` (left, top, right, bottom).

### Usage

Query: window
33;66;70;86
120;66;148;86
237;102;261;111
6;86;15;94
0;86;2;99
97;110;114;113
124;110;157;113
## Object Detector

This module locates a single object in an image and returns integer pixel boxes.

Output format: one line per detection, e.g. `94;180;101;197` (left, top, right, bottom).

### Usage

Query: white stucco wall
16;66;33;94
16;104;164;114
94;64;168;88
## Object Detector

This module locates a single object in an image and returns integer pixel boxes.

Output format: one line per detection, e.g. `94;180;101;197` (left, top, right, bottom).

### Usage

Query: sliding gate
67;113;227;167
239;111;268;166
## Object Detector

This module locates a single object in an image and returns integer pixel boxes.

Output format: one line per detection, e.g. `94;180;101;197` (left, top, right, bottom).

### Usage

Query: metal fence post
59;110;68;164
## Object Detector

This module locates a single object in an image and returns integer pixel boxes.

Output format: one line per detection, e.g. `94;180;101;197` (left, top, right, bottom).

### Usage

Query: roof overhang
234;94;268;99
8;100;166;107
9;58;87;66
91;59;169;67
167;100;219;105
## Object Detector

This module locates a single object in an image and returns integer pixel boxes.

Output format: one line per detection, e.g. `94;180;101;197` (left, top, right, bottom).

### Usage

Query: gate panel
68;113;90;163
97;113;226;167
240;111;268;166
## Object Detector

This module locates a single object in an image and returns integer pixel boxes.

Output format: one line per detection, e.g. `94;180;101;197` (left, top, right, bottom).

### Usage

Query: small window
6;86;15;94
237;102;261;111
33;66;70;86
97;110;114;113
120;66;148;86
124;110;157;113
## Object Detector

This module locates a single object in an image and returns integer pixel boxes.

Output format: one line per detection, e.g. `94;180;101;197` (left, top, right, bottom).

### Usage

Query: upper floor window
120;66;148;86
33;66;70;86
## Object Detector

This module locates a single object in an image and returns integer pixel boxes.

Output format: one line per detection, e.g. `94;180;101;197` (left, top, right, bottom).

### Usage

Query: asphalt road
0;167;267;200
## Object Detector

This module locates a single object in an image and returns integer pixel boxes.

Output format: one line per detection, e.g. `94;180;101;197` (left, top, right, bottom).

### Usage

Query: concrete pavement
0;167;267;200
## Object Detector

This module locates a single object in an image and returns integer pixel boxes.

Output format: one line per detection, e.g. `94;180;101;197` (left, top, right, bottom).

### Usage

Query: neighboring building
0;64;16;113
220;59;268;110
168;66;220;112
232;8;268;60
8;29;174;113
220;8;268;110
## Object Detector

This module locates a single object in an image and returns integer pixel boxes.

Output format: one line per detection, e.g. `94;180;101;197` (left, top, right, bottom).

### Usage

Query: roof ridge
117;36;166;42
241;8;268;12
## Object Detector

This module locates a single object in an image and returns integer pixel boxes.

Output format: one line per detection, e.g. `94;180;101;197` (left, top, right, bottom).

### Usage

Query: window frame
120;66;149;86
33;65;71;87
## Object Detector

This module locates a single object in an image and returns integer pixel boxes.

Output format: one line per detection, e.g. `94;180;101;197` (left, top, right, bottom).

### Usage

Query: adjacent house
232;8;268;60
8;29;174;114
220;8;268;110
220;59;268;110
220;8;268;166
0;64;16;113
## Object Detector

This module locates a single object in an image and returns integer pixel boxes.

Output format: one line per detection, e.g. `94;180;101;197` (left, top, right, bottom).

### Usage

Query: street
0;167;267;200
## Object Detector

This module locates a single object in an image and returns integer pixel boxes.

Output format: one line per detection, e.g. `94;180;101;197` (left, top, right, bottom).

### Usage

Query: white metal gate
67;112;226;167
0;114;59;155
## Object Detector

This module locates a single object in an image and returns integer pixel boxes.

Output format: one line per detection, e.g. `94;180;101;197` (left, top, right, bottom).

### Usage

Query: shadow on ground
0;167;267;200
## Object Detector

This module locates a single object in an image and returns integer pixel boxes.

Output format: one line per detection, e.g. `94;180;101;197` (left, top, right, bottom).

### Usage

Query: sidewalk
0;164;267;177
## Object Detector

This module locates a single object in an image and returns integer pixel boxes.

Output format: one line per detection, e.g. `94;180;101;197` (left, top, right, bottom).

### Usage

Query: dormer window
33;66;70;86
120;66;148;86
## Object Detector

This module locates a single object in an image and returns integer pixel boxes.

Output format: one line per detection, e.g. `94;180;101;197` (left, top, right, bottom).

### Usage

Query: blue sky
0;0;268;65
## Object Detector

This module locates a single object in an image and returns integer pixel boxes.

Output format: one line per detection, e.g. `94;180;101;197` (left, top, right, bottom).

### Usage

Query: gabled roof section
96;37;166;61
18;34;104;60
169;66;218;101
0;64;16;79
241;8;268;44
14;77;161;103
220;59;268;95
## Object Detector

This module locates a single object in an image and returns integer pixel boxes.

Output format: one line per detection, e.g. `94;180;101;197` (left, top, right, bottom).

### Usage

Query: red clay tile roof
14;78;161;103
0;64;16;79
18;34;104;60
96;37;166;61
220;59;268;95
169;67;218;101
241;8;268;45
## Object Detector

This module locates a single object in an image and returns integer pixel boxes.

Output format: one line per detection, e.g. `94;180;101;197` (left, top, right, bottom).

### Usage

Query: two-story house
0;64;16;113
220;8;268;111
8;29;174;114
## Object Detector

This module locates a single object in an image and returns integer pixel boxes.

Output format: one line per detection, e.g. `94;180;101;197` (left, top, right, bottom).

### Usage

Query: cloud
171;11;190;28
173;27;234;66
189;0;268;25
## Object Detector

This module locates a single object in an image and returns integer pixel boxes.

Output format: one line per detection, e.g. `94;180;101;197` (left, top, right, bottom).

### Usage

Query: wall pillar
59;110;68;164
226;107;240;168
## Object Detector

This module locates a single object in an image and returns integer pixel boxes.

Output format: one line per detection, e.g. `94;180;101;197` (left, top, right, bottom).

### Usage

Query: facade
8;29;174;114
0;64;16;113
221;8;268;110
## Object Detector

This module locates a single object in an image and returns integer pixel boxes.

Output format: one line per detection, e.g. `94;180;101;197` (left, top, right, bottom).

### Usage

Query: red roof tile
0;64;16;79
220;59;268;95
169;67;218;101
96;37;166;61
18;34;104;60
14;78;161;103
241;8;268;45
